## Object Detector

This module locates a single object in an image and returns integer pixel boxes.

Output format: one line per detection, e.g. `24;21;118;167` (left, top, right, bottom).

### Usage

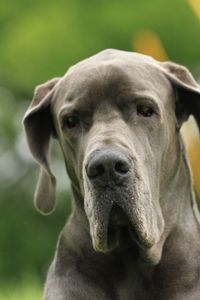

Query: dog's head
23;49;200;253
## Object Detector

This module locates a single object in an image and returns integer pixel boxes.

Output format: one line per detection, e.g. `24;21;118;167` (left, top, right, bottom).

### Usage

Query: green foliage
0;275;42;300
0;0;200;93
0;188;71;283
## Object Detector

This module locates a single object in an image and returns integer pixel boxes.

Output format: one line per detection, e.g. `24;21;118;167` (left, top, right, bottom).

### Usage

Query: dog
23;49;200;299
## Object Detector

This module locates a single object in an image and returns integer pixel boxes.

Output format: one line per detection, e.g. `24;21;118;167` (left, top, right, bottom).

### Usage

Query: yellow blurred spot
181;117;200;196
188;0;200;21
133;30;168;61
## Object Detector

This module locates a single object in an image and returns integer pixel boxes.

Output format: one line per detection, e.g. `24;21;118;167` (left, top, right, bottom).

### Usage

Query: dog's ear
23;77;60;214
160;62;200;130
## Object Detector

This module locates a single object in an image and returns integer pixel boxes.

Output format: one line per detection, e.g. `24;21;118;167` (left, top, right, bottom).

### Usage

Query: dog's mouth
109;204;130;227
84;167;164;253
105;205;131;251
85;185;164;253
90;202;143;253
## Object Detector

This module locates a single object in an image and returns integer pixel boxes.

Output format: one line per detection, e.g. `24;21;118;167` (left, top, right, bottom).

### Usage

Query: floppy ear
160;61;200;130
23;77;60;214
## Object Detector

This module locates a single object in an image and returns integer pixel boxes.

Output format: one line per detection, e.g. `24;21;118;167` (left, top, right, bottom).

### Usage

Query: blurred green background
0;0;200;299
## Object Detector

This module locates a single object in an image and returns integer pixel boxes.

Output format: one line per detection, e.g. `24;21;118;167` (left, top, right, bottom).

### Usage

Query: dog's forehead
53;50;173;111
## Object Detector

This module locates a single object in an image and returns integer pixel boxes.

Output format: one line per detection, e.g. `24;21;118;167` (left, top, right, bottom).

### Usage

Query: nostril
87;164;105;179
94;165;105;178
115;161;129;174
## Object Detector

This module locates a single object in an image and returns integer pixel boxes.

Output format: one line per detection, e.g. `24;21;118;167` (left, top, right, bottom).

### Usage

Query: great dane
23;49;200;299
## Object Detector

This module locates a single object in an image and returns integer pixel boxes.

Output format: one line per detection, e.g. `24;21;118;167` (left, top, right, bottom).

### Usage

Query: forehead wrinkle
69;66;106;96
55;65;131;116
53;58;174;117
67;62;133;96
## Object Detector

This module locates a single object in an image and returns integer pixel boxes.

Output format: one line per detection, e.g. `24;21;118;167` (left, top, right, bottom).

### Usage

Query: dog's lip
109;206;150;249
93;205;132;252
106;223;140;251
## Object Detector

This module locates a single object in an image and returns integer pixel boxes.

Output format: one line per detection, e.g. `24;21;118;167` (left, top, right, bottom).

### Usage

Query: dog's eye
63;116;80;129
137;105;155;117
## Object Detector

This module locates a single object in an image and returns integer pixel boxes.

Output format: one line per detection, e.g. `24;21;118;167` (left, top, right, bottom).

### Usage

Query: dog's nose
86;149;130;182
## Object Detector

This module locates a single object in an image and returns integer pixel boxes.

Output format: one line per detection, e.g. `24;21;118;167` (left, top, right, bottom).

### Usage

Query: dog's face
53;55;176;252
23;49;200;253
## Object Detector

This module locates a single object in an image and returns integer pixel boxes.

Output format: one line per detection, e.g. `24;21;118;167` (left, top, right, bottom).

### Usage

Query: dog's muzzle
84;148;164;253
84;148;132;252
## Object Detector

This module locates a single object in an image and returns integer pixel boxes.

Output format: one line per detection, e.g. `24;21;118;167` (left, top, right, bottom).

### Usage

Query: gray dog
23;49;200;300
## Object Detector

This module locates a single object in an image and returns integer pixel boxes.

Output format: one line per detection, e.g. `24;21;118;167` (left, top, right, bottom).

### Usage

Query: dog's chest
113;257;200;300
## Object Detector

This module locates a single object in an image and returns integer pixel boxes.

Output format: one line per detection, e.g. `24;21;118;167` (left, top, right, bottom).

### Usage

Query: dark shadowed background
0;0;200;299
